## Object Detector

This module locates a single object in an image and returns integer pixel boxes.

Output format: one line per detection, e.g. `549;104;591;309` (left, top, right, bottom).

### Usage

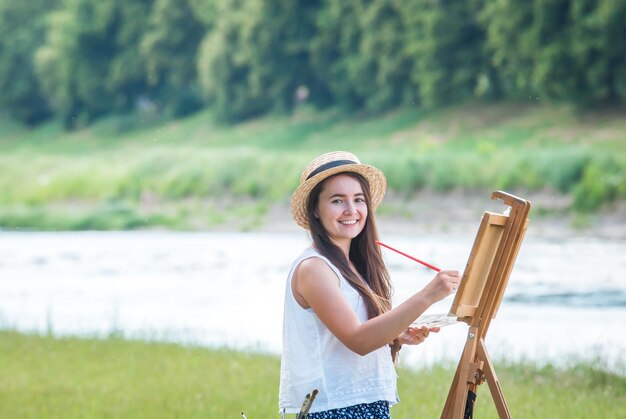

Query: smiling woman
279;151;461;417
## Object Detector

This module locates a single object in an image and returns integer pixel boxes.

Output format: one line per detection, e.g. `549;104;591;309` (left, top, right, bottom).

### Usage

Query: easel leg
441;328;479;419
477;338;511;419
441;364;461;418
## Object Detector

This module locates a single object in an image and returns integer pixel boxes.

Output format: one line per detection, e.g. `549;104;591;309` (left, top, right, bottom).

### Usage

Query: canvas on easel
441;191;531;419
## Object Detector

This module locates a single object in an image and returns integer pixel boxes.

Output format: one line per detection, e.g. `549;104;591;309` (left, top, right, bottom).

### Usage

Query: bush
573;156;626;212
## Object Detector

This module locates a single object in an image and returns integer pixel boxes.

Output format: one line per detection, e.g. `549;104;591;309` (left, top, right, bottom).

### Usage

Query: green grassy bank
1;331;624;418
1;102;625;231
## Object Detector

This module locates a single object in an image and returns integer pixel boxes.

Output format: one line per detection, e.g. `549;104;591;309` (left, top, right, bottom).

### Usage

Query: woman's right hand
424;270;461;303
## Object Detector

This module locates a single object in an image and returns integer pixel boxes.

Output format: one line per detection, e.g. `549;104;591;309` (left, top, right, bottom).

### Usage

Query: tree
569;0;626;105
479;0;626;106
480;0;580;101
34;0;153;128
400;0;487;108
477;0;534;99
140;0;208;117
0;0;59;124
310;0;412;112
197;0;323;121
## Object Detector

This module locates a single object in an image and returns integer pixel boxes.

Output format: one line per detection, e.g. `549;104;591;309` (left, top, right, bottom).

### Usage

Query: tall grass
1;103;624;230
1;331;624;418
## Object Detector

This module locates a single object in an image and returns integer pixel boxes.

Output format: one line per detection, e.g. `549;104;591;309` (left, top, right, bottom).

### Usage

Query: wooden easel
441;191;531;419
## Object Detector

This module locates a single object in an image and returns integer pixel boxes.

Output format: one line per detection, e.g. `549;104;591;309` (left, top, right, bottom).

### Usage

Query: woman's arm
293;257;459;356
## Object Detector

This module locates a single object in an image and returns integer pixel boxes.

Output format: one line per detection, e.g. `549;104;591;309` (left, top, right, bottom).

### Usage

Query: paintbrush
376;241;441;272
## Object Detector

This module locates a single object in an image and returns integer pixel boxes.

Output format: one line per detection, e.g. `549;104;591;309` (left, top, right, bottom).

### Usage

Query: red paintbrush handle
376;241;441;272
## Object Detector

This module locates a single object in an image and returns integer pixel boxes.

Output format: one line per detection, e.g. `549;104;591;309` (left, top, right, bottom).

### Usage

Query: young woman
279;151;460;418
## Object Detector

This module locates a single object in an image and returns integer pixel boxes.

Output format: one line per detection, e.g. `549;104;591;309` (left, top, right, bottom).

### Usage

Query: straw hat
291;151;387;229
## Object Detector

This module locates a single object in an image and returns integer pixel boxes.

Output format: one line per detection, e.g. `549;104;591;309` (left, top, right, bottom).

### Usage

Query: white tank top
278;247;399;414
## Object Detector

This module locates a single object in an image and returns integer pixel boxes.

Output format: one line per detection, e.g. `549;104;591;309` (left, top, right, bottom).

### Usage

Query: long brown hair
307;172;400;359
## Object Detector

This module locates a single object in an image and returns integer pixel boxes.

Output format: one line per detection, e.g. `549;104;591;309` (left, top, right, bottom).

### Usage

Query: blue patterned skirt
307;400;390;418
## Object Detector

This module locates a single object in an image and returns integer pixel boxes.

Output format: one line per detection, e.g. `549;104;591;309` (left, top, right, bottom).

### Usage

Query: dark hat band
306;160;357;180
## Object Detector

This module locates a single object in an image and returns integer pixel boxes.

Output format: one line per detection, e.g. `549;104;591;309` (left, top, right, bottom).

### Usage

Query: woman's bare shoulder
295;256;340;285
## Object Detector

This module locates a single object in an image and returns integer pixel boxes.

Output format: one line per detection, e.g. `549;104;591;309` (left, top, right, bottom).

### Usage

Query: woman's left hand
398;326;440;346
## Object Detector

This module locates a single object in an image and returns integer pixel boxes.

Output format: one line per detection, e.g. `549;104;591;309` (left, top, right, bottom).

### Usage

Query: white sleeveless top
278;247;399;414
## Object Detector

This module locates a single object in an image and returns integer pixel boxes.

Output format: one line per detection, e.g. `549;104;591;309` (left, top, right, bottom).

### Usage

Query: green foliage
34;0;153;128
479;0;536;98
1;103;624;231
197;0;321;121
310;0;411;111
187;0;217;27
309;1;367;110
480;0;626;106
493;148;591;193
401;0;487;108
376;155;429;194
3;0;626;125
573;155;626;212
0;0;59;124
0;202;175;231
569;0;626;105
140;0;207;117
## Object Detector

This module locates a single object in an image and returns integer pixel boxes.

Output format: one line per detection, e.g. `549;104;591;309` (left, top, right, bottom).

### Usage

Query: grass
1;331;624;418
0;102;625;230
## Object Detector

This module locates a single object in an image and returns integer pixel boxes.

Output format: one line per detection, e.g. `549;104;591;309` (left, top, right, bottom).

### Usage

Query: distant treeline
1;0;625;128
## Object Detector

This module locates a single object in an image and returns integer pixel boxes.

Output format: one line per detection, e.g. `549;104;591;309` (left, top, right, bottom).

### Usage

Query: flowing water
1;230;625;372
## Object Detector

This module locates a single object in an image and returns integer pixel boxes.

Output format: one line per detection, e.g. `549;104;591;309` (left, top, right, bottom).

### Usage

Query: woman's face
316;174;368;247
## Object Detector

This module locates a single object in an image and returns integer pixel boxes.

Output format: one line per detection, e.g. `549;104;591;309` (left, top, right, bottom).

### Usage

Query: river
1;230;625;373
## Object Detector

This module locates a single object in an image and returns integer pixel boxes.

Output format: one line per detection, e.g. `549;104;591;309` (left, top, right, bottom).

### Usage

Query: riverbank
3;189;624;240
226;189;626;240
1;331;624;418
1;102;625;234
